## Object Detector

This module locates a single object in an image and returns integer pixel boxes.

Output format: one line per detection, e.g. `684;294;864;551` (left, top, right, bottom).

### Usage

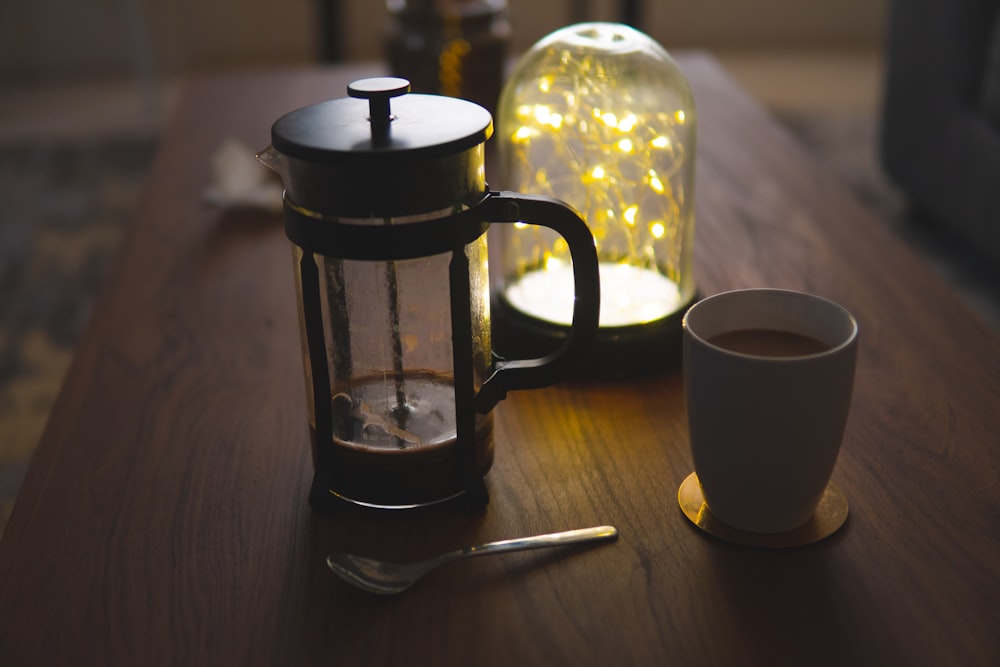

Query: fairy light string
501;44;694;326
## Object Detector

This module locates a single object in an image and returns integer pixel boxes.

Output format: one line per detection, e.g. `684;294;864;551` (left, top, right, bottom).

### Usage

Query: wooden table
1;54;998;666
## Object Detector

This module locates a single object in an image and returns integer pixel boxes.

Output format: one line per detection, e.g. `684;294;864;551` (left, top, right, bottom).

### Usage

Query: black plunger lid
271;77;493;164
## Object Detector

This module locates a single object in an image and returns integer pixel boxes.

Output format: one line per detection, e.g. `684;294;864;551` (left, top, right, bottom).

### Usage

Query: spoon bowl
326;525;618;595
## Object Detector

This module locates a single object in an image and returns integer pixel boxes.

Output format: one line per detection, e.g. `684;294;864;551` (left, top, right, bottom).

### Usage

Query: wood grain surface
1;54;998;666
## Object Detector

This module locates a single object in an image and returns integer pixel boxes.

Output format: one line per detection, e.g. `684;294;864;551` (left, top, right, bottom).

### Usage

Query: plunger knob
348;77;411;135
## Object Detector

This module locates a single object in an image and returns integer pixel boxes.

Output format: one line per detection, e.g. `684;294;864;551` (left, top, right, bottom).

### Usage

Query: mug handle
474;191;601;413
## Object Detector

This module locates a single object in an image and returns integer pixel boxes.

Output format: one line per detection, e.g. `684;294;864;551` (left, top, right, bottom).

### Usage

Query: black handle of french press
474;192;601;413
348;77;410;134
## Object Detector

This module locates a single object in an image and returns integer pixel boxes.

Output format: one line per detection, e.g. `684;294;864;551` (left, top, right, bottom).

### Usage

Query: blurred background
1;1;885;79
0;1;997;533
1;1;887;126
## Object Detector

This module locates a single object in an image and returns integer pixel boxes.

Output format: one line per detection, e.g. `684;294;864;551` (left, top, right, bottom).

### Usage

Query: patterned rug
0;137;158;531
1;113;997;536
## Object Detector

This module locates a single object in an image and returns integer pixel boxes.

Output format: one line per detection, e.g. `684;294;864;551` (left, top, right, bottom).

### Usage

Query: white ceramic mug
682;288;859;533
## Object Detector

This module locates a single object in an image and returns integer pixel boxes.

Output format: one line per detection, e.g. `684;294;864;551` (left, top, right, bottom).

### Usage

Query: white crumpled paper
203;137;283;212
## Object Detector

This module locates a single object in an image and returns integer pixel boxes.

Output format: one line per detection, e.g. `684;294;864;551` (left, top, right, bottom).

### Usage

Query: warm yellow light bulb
618;114;638;132
591;166;606;179
624;205;638;225
674;110;686;124
617;138;634;153
650;222;666;238
651;135;670;149
544;255;564;272
512;126;534;143
531;105;563;129
648;169;665;194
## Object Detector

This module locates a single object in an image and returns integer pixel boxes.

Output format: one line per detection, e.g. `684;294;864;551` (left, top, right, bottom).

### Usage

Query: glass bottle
385;0;510;114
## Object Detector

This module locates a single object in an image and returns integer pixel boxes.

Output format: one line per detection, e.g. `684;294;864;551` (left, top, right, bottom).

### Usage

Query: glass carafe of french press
259;78;600;510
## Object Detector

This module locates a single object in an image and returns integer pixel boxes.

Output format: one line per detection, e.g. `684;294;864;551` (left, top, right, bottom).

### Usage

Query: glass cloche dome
492;22;697;377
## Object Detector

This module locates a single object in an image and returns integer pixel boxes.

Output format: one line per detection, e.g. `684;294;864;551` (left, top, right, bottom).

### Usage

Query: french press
259;78;600;510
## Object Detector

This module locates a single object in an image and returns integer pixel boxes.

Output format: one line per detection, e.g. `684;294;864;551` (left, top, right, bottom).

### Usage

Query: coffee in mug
707;329;829;357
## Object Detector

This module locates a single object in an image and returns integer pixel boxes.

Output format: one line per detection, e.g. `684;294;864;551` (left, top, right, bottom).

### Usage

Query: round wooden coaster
677;472;849;548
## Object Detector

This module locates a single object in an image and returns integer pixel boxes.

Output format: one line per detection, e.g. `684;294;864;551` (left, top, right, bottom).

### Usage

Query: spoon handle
451;525;618;563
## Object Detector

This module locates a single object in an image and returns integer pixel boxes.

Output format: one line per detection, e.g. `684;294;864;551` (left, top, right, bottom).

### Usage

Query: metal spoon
326;525;619;595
